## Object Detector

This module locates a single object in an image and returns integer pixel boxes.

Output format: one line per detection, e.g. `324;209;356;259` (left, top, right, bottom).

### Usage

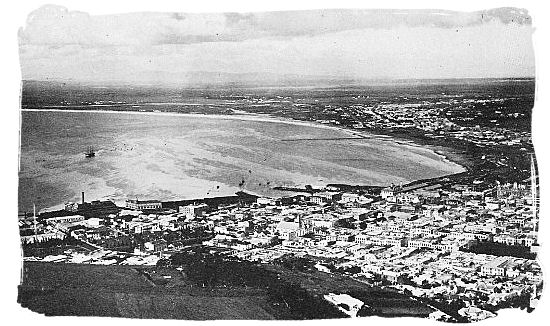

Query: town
19;162;542;322
18;79;540;322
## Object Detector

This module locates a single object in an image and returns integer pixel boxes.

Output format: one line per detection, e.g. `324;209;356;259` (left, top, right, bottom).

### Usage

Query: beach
19;109;465;212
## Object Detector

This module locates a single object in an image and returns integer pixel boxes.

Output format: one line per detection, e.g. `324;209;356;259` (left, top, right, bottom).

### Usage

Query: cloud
171;12;186;21
19;5;532;47
224;12;257;27
18;5;534;82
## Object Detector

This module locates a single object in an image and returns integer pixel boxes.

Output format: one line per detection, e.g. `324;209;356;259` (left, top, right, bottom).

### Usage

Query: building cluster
231;93;532;153
205;179;541;321
23;248;161;266
19;176;541;322
347;98;531;149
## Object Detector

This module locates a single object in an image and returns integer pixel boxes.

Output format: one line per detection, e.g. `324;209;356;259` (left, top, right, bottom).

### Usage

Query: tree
156;258;171;267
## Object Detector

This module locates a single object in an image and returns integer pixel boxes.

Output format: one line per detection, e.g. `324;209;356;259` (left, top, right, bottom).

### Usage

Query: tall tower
530;154;539;240
33;203;37;235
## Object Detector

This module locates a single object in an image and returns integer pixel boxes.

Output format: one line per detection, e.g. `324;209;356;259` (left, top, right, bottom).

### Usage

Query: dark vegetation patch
463;241;536;259
19;249;435;320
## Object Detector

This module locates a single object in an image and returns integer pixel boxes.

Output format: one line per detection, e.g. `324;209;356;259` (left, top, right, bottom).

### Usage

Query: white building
179;203;208;218
45;215;85;225
341;193;360;203
381;187;396;200
125;199;162;210
276;221;307;240
480;256;511;277
256;197;275;205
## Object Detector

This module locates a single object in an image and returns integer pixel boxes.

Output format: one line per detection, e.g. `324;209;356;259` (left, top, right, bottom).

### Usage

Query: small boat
85;146;96;158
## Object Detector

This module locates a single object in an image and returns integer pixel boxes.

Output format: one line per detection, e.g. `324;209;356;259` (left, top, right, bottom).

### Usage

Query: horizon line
22;76;536;87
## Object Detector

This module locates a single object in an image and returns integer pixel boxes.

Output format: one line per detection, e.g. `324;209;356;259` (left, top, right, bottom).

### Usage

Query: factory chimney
81;191;85;204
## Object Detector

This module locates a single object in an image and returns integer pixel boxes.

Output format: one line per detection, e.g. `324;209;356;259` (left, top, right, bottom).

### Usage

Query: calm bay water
19;110;464;212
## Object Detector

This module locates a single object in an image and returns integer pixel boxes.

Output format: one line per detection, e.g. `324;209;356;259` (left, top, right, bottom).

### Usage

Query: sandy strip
22;108;346;133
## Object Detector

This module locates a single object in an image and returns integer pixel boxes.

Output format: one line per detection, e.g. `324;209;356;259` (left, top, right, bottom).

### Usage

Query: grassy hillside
18;262;275;319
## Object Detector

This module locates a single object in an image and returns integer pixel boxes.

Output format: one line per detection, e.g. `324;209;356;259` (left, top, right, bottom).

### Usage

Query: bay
18;110;464;213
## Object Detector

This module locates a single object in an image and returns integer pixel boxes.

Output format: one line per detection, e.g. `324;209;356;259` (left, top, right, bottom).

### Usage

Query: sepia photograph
7;1;549;325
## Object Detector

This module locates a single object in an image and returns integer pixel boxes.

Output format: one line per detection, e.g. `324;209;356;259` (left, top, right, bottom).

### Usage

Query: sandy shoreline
22;108;345;133
345;129;468;173
22;108;467;213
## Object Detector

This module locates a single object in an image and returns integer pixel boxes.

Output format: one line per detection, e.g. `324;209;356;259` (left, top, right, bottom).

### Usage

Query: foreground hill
18;262;276;319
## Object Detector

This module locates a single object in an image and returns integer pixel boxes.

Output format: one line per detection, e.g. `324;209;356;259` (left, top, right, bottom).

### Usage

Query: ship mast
85;145;96;157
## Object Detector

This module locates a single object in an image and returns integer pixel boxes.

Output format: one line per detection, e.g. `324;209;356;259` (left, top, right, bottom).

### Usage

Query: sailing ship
85;146;96;158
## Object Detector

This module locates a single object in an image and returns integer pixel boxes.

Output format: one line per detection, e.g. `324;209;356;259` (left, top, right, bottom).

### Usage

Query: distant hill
23;74;535;89
24;71;362;88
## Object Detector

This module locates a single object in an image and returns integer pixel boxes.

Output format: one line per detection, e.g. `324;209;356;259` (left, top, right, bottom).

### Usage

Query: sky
18;6;535;84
